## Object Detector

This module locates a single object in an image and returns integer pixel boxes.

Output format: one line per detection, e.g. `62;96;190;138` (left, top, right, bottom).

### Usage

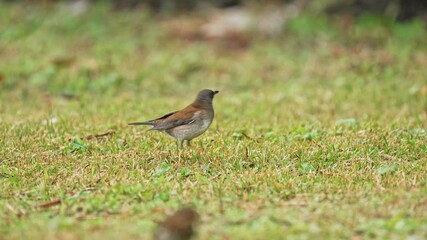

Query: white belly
165;118;212;141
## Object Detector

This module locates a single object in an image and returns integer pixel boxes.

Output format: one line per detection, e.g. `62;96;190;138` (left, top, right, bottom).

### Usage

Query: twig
81;130;116;140
36;198;61;209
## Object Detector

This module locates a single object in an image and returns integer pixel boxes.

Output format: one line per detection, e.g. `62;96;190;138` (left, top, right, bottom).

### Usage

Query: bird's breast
165;112;213;140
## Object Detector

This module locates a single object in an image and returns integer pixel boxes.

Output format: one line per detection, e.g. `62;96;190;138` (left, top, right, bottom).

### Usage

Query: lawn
0;2;426;239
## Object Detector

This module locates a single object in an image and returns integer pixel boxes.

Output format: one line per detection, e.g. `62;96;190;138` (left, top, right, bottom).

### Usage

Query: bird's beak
213;90;219;95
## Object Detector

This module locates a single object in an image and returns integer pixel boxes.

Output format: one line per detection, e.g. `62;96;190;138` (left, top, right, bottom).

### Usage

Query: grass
1;2;426;239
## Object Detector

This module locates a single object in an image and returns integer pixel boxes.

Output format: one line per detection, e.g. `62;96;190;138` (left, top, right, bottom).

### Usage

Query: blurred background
0;0;426;130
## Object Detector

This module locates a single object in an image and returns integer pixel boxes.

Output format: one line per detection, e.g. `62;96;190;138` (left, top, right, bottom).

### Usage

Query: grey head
195;89;219;105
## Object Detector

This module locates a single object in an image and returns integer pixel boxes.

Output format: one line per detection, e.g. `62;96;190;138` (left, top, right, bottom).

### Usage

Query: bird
155;207;200;240
129;89;219;149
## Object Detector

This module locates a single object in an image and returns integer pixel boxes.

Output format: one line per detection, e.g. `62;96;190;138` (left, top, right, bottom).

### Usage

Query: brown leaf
156;207;199;240
380;153;394;160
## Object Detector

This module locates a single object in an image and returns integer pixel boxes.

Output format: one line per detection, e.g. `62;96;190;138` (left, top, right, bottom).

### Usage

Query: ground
0;2;426;240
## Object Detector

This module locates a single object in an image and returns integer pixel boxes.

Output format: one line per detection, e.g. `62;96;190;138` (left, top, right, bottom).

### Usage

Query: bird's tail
128;121;153;126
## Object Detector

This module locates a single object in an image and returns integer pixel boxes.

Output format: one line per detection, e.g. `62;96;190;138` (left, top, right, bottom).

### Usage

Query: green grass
1;2;427;239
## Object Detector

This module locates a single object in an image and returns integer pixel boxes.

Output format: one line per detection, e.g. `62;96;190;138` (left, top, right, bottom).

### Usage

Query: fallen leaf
156;207;199;240
380;153;394;160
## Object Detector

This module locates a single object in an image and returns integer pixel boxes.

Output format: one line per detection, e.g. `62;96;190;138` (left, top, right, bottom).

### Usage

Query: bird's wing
151;111;178;122
151;107;199;131
128;111;178;126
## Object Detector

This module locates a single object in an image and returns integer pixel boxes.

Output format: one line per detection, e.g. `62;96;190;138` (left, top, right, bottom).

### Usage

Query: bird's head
196;89;219;104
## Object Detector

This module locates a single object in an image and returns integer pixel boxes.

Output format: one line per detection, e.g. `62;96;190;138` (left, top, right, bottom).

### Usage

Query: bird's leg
178;139;184;162
186;140;193;158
